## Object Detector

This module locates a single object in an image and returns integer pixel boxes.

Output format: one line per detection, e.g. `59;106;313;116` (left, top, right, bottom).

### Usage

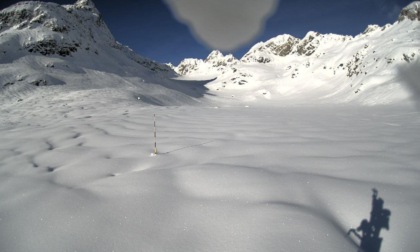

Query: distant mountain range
1;0;419;105
173;2;420;104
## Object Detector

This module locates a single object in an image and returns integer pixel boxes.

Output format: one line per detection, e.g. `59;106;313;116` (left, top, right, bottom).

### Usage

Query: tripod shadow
348;189;391;252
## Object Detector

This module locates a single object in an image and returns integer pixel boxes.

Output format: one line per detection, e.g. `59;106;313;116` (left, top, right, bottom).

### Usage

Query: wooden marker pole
154;114;158;154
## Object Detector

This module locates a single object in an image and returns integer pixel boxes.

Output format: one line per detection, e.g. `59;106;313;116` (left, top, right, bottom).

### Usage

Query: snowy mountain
175;50;239;76
1;1;419;106
174;2;420;105
0;0;184;104
2;2;420;252
0;0;173;73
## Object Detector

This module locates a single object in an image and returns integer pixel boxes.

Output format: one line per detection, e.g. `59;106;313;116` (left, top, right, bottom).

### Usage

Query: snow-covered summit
205;50;239;67
0;1;172;72
74;0;98;12
0;0;176;99
174;50;238;76
241;34;299;63
399;1;420;21
239;31;354;64
205;50;224;61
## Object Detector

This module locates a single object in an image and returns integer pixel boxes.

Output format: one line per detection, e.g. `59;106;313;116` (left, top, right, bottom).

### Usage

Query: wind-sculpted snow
1;94;420;251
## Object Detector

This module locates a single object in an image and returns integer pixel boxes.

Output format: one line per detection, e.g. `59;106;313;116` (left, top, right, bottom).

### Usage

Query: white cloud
164;0;279;51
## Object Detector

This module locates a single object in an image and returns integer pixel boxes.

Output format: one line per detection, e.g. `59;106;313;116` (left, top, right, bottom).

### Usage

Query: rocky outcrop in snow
241;31;353;63
175;50;239;75
240;35;299;63
398;1;420;21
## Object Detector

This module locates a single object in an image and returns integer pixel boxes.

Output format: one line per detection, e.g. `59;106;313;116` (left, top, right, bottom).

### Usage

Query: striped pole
154;114;158;154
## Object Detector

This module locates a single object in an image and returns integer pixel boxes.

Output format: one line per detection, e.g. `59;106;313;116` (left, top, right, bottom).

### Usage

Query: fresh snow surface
1;1;420;251
1;89;420;251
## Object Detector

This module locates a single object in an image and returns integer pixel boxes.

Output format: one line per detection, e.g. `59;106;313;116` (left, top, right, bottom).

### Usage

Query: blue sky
0;0;413;64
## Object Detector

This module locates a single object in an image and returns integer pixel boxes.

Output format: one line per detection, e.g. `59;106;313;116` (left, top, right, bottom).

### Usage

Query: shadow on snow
162;77;217;99
348;189;391;252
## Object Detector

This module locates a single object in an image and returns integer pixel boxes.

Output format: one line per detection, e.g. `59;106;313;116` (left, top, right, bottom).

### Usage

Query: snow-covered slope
0;0;205;106
0;0;175;73
399;1;420;21
174;2;420;105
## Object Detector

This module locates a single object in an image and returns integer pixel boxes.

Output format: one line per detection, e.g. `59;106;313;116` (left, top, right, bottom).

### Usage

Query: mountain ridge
172;2;420;105
1;1;419;106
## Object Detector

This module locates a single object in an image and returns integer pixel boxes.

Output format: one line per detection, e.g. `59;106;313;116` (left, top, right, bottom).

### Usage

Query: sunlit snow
1;1;420;252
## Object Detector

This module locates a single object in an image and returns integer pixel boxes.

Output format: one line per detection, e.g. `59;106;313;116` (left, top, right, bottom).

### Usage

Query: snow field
1;96;420;251
1;1;420;251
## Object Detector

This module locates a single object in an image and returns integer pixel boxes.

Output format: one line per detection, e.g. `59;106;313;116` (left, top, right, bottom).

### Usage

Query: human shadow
348;189;391;252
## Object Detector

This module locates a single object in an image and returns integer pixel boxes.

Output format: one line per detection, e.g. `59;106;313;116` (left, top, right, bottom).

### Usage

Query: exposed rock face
74;0;99;13
296;32;320;56
399;1;420;21
0;7;32;28
176;58;204;75
26;39;79;56
239;31;352;64
205;50;239;67
266;37;298;56
241;35;300;63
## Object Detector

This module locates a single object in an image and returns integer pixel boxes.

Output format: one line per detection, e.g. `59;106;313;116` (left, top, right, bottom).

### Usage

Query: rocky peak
363;24;381;34
173;51;239;75
263;34;299;56
296;31;321;56
205;50;223;61
74;0;99;14
241;34;300;63
204;50;239;67
398;1;420;21
175;58;203;75
0;0;173;75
